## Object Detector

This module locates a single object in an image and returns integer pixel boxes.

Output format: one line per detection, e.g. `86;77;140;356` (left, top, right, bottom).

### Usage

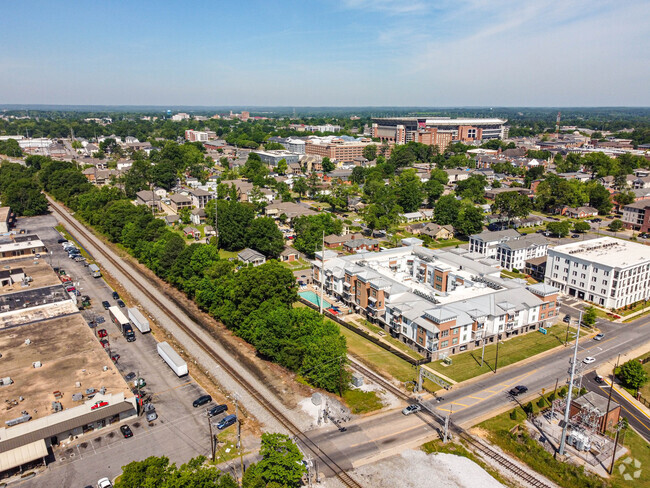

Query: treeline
0;158;347;392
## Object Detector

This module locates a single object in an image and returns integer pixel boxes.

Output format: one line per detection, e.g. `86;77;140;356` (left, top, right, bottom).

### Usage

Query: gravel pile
323;449;504;488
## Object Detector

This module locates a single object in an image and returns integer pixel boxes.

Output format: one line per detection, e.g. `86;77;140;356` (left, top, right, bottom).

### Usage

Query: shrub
537;397;547;408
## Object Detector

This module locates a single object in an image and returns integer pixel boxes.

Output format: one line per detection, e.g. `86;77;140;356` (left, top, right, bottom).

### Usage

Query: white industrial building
544;237;650;309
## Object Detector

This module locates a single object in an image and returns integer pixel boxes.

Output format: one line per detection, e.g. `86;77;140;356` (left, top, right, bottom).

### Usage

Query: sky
1;0;649;107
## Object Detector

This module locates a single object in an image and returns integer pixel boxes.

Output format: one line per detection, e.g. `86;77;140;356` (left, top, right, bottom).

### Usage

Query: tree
455;175;487;203
254;433;307;488
619;360;649;394
1;178;49;216
0;138;23;157
491;191;532;227
582;306;597;327
276;158;288;175
350;166;366;185
217;200;256;251
613;190;635;208
292;177;308;199
430;168;449;186
293;213;342;257
546;221;571;237
434;195;461;225
573;221;591;233
265;142;285;150
321;157;335;173
423;179;444;207
587;182;613;215
608;219;624;232
362;144;377;161
246;217;284;258
454;204;484;236
395;169;423;213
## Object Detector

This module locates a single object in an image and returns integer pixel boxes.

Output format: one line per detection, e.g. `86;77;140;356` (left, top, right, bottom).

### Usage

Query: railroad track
48;198;364;488
348;356;554;488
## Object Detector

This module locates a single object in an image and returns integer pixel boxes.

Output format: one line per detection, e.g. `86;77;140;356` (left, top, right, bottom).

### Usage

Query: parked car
144;403;157;422
595;374;604;384
563;315;571;323
102;300;110;310
594;333;605;341
111;353;121;362
117;299;126;308
97;329;108;338
120;425;133;438
193;394;212;408
217;414;237;430
402;404;421;416
583;356;596;364
125;372;136;381
112;291;120;300
97;478;113;488
207;404;228;417
57;238;67;244
100;339;110;349
571;234;580;238
509;385;528;396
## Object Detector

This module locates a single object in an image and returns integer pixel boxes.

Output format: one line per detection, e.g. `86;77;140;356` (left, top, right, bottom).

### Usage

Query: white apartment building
469;229;548;270
544;237;650;309
313;244;559;359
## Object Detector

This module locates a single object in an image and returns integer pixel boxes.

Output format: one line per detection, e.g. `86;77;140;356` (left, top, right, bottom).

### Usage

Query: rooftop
550;237;650;268
0;259;62;296
0;314;133;425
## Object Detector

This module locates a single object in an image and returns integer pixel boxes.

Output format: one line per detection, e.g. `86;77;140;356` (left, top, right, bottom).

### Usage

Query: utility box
351;373;364;387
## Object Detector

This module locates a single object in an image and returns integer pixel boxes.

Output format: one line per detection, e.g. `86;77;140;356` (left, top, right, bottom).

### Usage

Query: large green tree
395;169;423;213
217;200;256;251
254;433;307;488
434;194;461;225
292;177;308;199
293;213;342;257
246;217;284;258
454;203;484;236
619;360;649;394
455;174;487;203
491;191;532;227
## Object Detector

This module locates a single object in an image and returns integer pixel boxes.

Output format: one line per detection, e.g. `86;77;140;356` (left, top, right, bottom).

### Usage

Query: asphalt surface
583;374;650;443
15;215;223;488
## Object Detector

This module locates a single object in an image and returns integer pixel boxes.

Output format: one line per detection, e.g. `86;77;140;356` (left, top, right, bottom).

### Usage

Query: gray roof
238;248;265;262
471;229;520;242
573;391;620;415
499;235;547;250
170;194;191;203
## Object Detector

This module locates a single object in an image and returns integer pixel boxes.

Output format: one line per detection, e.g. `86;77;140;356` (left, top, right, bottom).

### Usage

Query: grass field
428;324;575;383
343;389;384;414
348;319;424;360
218;249;240;260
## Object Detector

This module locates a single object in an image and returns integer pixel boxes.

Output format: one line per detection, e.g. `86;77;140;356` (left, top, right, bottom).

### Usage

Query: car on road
402;404;421;416
509;385;528;396
117;299;126;308
640;233;649;239
97;329;108;338
207;404;228;417
193;394;212;407
111;353;120;362
594;333;605;341
571;234;580;238
120;425;133;438
217;414;237;430
563;315;571;323
112;291;120;300
125;372;136;382
583;356;596;364
592;218;602;222
102;300;110;310
595;374;604;384
97;478;113;488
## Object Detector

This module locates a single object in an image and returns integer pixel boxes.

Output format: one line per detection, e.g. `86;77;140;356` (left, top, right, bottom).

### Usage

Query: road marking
150;380;193;397
348;423;430;448
469;396;486;400
600;381;650;422
452;402;469;407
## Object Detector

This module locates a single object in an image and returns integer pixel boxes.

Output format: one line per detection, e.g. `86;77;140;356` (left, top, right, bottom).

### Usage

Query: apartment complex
544;237;650;308
469;229;548;271
313;244;559;359
371;117;508;146
622;200;650;232
185;130;216;142
304;136;372;163
251;149;301;166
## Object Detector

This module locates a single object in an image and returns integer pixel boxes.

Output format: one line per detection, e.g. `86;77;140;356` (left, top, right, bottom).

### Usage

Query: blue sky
1;0;648;106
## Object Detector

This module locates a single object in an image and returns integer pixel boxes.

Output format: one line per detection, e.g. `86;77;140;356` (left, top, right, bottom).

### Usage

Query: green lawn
428;238;467;249
343;389;384;414
428;324;575;383
218;249;240;260
280;258;312;271
635;352;650;399
348;319;424;360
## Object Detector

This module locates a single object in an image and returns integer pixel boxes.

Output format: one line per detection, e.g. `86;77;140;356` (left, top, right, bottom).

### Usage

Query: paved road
583;374;650;443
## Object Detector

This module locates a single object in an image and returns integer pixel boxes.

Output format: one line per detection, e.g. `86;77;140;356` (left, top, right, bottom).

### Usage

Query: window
441;330;449;337
441;340;449;348
402;326;408;334
452;337;458;345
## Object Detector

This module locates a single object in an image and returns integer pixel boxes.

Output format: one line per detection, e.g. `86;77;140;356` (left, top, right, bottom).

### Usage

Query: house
343;238;380;253
562;206;598;218
484;187;533;200
204;225;216;237
324;233;363;248
420;223;455;240
220;179;254;201
164;214;180;226
183;226;201;238
264;202;318;223
444;169;471;184
401;212;424;223
238;248;266;266
190;208;206;225
135;190;162;211
512;215;544;228
187;188;214;209
280;247;300;262
169;194;192;213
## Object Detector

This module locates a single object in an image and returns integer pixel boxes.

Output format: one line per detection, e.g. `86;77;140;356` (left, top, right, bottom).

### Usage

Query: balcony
343;281;351;288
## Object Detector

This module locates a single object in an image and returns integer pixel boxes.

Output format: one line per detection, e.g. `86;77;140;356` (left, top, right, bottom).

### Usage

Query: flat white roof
550;237;650;269
425;118;507;125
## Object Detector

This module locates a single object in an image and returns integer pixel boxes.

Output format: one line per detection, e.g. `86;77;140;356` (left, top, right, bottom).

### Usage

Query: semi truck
109;306;135;342
157;342;188;377
127;307;151;334
89;264;101;278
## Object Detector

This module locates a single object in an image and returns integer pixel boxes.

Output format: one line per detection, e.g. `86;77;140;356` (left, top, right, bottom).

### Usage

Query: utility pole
494;334;501;374
609;423;623;474
480;326;487;367
319;230;325;314
208;412;215;461
559;310;583;456
603;353;620;433
231;395;244;484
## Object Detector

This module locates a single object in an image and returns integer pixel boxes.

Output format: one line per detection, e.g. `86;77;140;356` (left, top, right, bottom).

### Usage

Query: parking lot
17;215;236;487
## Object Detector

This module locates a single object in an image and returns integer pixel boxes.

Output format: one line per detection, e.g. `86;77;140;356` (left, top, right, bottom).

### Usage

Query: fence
638;394;650;409
298;296;429;366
